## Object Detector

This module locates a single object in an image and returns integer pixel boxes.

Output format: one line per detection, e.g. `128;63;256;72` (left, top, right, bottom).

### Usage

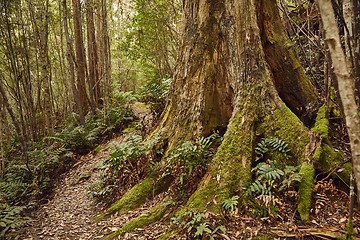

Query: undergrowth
87;128;163;204
245;137;301;217
0;101;134;237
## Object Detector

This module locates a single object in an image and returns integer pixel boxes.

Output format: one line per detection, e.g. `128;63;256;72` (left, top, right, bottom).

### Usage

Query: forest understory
13;113;360;239
1;0;360;239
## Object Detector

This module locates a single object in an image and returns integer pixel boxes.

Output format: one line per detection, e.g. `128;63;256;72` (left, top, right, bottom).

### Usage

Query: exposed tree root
103;198;174;239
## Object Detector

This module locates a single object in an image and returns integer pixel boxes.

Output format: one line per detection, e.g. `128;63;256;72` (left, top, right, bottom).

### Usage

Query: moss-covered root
98;178;155;220
345;219;354;240
103;199;173;240
312;104;329;141
298;162;315;222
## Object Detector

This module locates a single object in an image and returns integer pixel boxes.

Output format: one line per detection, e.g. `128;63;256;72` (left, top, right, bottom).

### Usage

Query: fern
0;205;32;237
255;137;290;161
222;195;239;214
246;137;301;216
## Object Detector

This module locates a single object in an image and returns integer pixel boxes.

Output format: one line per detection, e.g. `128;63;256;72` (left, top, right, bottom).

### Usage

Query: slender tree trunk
101;0;110;105
63;0;84;122
86;0;100;107
317;0;360;202
29;0;53;134
72;0;88;117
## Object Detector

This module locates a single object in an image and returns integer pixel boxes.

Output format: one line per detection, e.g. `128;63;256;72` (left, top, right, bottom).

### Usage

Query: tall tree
86;0;101;107
317;0;360;202
72;0;88;116
104;0;325;235
28;0;53;133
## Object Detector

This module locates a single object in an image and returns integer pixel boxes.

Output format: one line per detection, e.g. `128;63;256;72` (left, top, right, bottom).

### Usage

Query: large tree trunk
104;0;321;236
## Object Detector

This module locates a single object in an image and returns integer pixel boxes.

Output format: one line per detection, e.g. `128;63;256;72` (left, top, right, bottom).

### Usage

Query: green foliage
88;130;162;204
161;133;221;194
222;195;239;214
0;102;135;237
56;105;134;154
246;137;301;217
119;0;181;78
0;204;32;237
171;210;226;240
255;137;291;161
138;77;171;116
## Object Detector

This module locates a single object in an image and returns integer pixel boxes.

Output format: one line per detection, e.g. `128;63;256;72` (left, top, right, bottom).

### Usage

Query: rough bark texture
317;0;360;202
86;0;100;107
105;0;320;235
72;0;88;113
63;0;84;121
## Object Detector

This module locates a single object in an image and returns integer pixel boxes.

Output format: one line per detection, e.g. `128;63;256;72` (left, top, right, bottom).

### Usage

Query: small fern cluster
56;105;134;154
255;137;290;161
138;77;171;117
0;204;32;237
246;137;301;216
171;210;226;240
161;133;221;197
222;195;239;214
88;130;163;203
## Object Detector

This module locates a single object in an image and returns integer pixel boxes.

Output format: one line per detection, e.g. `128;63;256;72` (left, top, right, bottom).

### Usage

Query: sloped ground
16;132;360;240
17;137;127;240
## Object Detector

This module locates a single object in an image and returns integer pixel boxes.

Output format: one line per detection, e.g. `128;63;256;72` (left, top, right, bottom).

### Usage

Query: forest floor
16;136;129;240
16;132;360;240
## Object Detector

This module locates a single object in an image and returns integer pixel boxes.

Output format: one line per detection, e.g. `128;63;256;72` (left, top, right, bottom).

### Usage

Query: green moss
104;200;172;239
313;104;329;141
101;178;154;218
93;145;102;154
259;103;309;165
158;231;178;240
298;162;315;222
346;219;354;239
253;235;275;240
313;144;350;184
185;108;254;212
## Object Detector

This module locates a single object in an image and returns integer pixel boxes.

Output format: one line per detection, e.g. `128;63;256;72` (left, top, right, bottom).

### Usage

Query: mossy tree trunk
158;0;317;207
105;0;322;233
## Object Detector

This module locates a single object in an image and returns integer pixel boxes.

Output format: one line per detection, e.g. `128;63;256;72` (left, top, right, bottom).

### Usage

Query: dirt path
18;138;125;240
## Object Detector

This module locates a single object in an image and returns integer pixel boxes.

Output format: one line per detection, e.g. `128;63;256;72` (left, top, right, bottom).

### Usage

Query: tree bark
72;0;89;115
86;0;100;107
63;0;84;122
29;0;53;133
107;0;319;226
317;0;360;202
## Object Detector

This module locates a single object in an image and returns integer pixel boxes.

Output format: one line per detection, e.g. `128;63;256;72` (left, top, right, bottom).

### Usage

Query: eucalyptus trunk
106;0;321;229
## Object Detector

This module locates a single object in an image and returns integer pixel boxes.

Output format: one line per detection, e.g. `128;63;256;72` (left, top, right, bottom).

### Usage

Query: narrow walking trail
18;137;126;240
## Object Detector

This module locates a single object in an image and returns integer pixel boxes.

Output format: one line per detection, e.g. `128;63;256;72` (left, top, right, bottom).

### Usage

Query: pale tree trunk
103;0;320;232
317;0;360;202
29;0;53;134
352;0;360;105
62;0;84;122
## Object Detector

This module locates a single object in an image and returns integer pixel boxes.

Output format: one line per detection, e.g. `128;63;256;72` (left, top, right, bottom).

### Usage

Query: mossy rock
313;144;350;185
